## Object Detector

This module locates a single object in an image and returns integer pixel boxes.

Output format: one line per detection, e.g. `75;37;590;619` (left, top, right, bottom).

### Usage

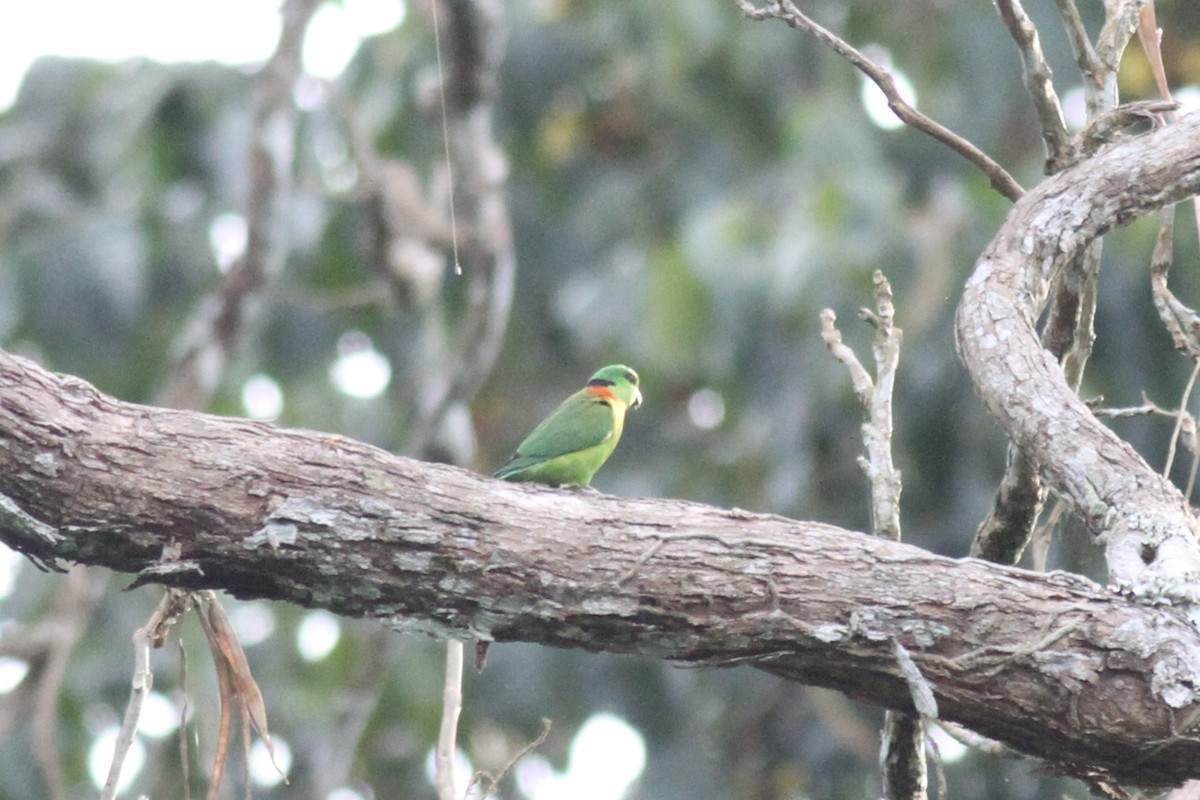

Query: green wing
493;390;616;480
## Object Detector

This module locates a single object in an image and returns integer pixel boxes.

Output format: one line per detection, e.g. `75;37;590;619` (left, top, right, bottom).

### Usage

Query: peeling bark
2;350;1200;786
956;111;1200;608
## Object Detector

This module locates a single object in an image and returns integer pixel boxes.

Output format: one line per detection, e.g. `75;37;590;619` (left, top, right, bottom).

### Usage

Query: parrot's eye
625;370;638;385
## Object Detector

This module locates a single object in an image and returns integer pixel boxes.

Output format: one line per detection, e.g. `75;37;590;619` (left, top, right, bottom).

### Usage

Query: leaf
194;591;289;798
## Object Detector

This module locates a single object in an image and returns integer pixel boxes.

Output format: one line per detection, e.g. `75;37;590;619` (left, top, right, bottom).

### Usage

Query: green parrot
493;364;642;487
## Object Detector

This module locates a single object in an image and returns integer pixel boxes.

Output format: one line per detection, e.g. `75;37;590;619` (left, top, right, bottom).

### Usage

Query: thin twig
101;628;153;800
102;589;193;800
431;0;462;274
468;718;552;798
820;310;873;399
892;640;937;718
1054;0;1102;84
934;722;1015;758
1075;99;1178;156
1138;3;1200;273
1165;360;1200;481
180;639;192;800
1185;439;1200;502
926;728;947;800
1093;398;1200;463
436;640;465;800
734;0;1023;201
994;0;1071;171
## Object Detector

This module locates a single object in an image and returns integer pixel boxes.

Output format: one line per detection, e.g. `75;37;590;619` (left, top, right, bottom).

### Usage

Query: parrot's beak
631;388;643;409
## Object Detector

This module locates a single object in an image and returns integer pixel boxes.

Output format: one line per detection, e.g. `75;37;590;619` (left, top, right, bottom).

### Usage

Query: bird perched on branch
493;364;642;487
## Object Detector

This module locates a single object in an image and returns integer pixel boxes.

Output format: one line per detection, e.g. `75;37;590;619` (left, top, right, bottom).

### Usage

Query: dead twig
994;0;1071;172
101;589;193;800
823;271;919;798
435;639;465;800
821;271;904;540
468;718;553;798
733;0;1023;201
1054;0;1102;85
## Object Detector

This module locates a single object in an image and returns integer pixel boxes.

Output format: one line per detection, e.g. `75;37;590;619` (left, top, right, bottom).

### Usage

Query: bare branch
468;718;551;799
994;0;1071;172
882;711;927;800
1138;2;1200;327
820;310;873;399
435;640;465;800
825;273;915;796
974;4;1162;573
101;590;192;800
861;273;903;542
955;111;1200;607
1054;0;1102;83
971;241;1098;565
1165;362;1200;482
935;722;1014;758
1097;0;1150;74
9;351;1200;784
1145;205;1200;501
970;447;1044;564
734;0;1023;201
823;272;904;542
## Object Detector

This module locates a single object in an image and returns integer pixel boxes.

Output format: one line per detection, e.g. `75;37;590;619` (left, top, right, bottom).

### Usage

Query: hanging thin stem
1164;359;1200;480
431;0;463;274
436;639;465;800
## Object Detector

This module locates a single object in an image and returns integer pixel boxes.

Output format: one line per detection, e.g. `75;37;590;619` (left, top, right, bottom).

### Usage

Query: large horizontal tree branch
2;350;1200;786
956;111;1200;609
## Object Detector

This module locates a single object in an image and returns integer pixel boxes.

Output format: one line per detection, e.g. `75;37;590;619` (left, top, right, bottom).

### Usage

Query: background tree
1;1;1200;799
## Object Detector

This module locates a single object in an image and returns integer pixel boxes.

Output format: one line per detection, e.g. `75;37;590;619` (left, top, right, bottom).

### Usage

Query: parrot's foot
564;484;601;494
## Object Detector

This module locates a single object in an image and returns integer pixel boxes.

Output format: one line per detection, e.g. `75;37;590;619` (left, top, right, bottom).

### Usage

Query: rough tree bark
4;110;1200;790
956;110;1200;609
1;344;1200;787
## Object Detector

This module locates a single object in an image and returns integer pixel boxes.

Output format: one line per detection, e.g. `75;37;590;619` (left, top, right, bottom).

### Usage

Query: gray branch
823;273;918;797
955;111;1200;608
4;349;1200;786
994;0;1071;172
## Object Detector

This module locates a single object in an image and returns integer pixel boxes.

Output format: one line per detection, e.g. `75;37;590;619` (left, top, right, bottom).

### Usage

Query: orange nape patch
587;384;616;400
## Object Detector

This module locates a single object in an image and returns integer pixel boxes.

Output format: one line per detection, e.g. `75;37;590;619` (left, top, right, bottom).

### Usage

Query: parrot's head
588;364;642;410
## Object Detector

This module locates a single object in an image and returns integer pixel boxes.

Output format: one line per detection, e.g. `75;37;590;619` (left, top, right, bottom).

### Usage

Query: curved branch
955;113;1200;605
3;349;1200;786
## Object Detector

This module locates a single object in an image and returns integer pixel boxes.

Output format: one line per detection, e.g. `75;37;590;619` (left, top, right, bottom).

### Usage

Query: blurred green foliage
2;1;1200;798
